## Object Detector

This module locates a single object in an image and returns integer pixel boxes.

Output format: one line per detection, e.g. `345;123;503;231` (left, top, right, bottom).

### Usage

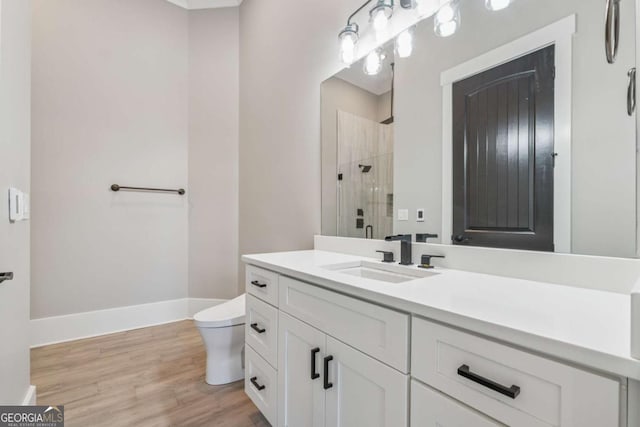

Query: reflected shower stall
337;110;393;239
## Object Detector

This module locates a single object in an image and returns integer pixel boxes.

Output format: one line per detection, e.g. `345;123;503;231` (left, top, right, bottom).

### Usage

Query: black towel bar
110;184;185;195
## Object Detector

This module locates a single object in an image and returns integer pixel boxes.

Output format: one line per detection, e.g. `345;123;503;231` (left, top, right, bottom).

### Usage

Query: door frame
441;15;575;253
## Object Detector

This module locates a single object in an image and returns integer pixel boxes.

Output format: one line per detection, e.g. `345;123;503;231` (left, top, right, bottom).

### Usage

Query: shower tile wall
337;110;393;239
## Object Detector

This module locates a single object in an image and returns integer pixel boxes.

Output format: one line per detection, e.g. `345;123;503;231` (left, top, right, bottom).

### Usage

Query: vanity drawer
411;379;503;427
246;265;279;307
246;294;278;368
279;275;409;373
245;345;277;426
411;318;620;427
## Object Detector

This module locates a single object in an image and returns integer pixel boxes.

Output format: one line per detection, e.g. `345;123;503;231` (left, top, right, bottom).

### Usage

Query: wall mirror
321;0;638;258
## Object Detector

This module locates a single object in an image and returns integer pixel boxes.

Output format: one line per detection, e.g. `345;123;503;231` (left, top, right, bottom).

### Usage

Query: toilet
194;293;246;385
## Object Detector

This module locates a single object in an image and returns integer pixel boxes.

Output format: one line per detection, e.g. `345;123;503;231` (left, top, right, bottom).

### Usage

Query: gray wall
0;0;31;404
392;0;636;257
188;8;240;299
239;0;362;288
31;0;190;318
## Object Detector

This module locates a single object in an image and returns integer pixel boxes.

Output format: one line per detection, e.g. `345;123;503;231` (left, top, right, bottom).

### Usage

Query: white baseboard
31;297;230;348
22;385;36;406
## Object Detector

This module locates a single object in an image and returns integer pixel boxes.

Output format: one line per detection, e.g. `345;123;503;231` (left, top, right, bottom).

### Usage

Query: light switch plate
8;188;24;222
416;208;425;222
398;209;409;221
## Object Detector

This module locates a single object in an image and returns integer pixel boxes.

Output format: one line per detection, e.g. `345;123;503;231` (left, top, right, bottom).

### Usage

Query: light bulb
363;51;383;76
435;19;458;37
339;33;357;64
434;0;459;37
436;3;455;22
372;8;389;32
485;0;510;11
338;25;359;65
396;29;413;58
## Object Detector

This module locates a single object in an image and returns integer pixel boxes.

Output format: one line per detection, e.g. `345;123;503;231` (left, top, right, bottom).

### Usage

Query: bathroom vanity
242;243;640;427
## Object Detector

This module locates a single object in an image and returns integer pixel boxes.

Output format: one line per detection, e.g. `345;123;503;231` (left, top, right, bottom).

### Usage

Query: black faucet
384;234;413;265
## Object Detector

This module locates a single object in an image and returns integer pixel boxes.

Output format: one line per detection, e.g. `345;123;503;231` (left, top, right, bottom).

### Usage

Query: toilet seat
194;294;245;328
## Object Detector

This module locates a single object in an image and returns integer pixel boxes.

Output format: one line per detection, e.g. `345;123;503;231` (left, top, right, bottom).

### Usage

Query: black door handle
0;272;13;284
250;323;266;334
310;348;320;380
457;364;520;399
250;280;267;288
250;376;266;391
452;234;471;243
323;355;334;390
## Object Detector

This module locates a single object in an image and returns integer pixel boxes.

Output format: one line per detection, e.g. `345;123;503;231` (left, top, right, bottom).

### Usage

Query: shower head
359;164;372;173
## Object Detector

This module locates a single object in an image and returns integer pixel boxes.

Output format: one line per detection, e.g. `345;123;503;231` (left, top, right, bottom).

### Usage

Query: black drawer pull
310;348;320;380
250;376;266;391
323;355;334;390
250;280;267;288
457;365;520;399
250;323;266;334
0;272;14;284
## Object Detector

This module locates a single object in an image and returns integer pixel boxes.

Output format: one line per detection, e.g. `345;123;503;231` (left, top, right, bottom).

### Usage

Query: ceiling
165;0;243;9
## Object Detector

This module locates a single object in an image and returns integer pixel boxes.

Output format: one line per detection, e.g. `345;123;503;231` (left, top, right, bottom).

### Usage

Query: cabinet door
411;380;503;427
325;336;408;427
278;312;326;427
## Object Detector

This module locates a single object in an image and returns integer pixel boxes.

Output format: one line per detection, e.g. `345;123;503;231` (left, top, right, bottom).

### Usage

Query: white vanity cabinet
276;284;410;427
244;266;281;426
411;318;622;427
411;380;502;426
244;262;626;427
278;312;409;427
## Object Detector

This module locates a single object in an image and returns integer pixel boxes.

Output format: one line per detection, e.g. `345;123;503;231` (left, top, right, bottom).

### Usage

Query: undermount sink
321;260;438;283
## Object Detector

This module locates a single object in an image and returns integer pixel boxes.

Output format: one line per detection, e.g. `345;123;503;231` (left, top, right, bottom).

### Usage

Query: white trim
164;0;242;9
30;298;230;348
441;15;575;253
22;386;36;406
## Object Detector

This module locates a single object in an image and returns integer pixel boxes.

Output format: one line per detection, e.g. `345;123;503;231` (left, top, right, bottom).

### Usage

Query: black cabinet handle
250;323;266;334
250;376;266;391
605;0;620;64
457;364;520;399
0;272;14;284
250;280;267;288
628;67;636;116
323;355;334;390
310;348;320;380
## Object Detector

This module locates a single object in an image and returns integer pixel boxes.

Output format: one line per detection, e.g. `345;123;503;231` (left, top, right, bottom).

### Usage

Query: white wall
239;0;364;289
188;8;239;299
0;0;32;404
31;0;189;318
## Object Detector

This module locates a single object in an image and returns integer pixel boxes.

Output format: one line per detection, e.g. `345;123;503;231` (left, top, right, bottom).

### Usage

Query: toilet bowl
194;293;246;385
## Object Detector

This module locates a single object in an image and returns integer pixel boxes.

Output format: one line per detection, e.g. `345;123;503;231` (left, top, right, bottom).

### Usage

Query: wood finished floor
31;320;270;427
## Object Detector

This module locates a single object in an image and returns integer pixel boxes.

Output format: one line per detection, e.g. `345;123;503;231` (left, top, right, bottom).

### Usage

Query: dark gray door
452;45;555;251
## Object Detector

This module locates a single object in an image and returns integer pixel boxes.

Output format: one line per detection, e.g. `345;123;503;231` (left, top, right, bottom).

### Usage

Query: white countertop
242;250;640;381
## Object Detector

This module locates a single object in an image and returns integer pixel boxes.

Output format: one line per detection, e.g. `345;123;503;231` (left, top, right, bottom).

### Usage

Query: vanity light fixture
396;27;414;58
364;50;385;75
434;0;460;37
339;23;359;64
485;0;510;11
371;0;394;32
